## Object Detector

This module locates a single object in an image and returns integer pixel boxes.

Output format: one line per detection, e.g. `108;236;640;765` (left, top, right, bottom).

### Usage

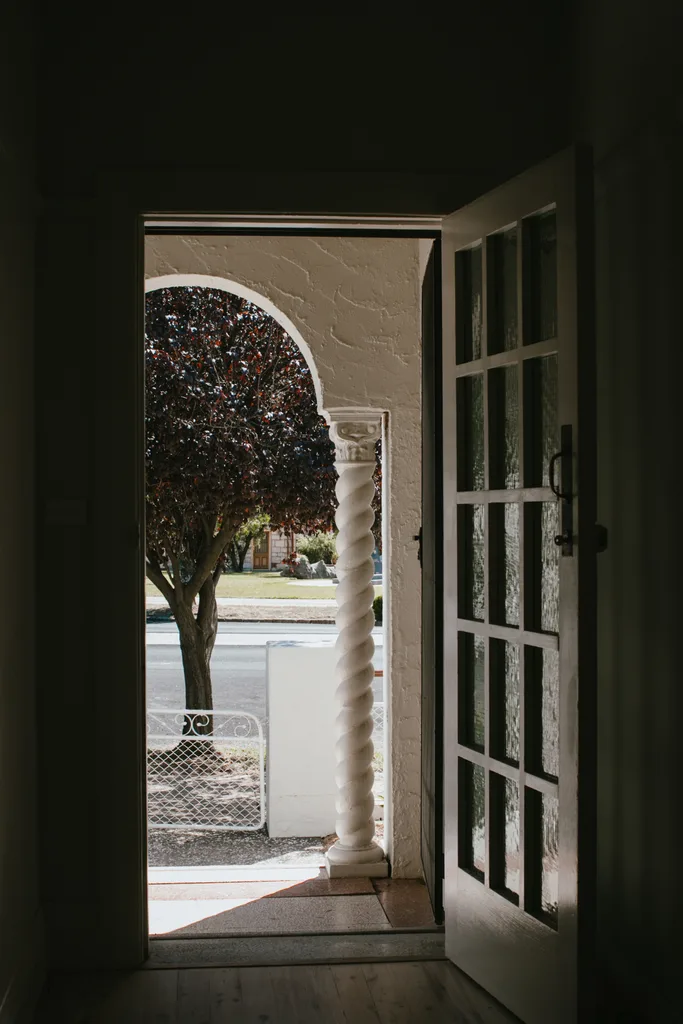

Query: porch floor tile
372;878;437;928
149;894;393;937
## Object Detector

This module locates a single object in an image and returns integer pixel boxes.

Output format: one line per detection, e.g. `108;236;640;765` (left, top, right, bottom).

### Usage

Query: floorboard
33;960;521;1023
331;964;382;1024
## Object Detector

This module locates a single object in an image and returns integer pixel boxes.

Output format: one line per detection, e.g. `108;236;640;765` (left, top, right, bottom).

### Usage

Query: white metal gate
146;709;265;831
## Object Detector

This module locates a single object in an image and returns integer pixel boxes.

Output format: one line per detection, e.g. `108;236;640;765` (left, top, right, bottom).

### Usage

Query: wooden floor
35;960;520;1023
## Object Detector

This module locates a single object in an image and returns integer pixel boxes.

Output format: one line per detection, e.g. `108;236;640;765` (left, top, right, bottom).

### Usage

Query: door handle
549;425;573;556
549;449;571;503
548;450;563;499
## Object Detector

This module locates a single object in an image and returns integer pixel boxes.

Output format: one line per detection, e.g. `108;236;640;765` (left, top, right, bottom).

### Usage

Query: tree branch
146;556;176;606
162;533;184;602
196;576;217;635
201;513;217;545
185;510;239;602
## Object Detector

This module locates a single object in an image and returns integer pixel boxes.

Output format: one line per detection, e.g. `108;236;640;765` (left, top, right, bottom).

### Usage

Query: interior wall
36;7;570;204
575;3;682;1021
144;236;424;876
0;3;42;1019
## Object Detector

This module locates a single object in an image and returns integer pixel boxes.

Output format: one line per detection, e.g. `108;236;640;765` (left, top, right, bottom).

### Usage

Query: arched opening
143;278;387;935
145;274;325;412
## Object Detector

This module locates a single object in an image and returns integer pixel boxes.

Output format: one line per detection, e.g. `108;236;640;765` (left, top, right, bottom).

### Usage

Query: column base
324;841;389;878
325;857;389;878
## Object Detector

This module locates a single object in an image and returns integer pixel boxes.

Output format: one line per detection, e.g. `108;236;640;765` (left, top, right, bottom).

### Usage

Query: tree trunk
228;540;240;572
173;575;219;743
228;536;250;572
236;538;250;572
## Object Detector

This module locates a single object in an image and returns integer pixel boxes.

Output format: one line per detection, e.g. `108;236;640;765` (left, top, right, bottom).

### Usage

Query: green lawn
146;570;383;602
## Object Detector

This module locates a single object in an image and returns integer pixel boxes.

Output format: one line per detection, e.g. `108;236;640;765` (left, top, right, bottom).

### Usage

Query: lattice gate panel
146;709;265;831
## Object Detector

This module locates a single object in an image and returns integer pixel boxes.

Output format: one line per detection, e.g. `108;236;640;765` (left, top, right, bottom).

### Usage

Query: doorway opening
142;238;441;945
86;156;594;1022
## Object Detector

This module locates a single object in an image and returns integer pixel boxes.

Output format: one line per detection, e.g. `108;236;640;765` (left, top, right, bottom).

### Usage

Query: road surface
146;622;384;720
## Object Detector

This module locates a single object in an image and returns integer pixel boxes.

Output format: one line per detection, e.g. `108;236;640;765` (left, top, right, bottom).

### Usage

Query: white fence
146;702;385;834
146;709;265;831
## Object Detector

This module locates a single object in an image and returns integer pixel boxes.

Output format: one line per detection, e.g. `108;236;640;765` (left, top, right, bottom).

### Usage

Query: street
146;621;385;720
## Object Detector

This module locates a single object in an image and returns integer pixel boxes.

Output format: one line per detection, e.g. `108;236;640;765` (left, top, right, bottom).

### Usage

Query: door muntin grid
455;209;561;929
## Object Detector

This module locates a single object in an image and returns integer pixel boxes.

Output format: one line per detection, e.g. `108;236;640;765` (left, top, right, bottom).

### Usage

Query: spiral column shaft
324;412;387;878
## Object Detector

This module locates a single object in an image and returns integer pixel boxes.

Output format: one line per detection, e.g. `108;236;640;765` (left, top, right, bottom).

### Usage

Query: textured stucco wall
145;236;423;876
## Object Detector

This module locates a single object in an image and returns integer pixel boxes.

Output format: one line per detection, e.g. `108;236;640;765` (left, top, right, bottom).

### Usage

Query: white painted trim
324;406;388;421
145;273;325;411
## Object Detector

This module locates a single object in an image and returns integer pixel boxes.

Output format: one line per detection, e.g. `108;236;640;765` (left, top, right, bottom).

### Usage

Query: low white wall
266;640;385;839
266;641;338;837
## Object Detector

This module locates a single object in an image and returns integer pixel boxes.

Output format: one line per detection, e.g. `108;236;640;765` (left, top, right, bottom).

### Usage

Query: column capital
325;409;382;464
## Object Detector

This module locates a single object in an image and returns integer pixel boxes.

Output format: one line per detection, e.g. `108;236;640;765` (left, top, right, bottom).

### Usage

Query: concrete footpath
146;626;383;647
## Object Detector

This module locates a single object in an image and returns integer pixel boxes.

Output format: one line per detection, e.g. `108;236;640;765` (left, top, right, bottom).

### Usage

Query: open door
420;242;444;923
442;149;596;1024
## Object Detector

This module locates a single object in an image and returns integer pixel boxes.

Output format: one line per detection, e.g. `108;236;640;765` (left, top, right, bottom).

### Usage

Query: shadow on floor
148;874;437;938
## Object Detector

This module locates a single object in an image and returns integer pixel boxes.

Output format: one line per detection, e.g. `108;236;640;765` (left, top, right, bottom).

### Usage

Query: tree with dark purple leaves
145;286;344;730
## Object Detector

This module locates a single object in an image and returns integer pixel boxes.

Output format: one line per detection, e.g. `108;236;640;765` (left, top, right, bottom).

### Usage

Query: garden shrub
297;531;337;564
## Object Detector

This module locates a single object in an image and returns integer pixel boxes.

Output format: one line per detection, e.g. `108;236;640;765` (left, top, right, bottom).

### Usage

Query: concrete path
147;595;337;607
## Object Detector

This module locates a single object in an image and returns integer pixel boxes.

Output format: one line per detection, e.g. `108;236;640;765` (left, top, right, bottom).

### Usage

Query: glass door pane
454;208;562;934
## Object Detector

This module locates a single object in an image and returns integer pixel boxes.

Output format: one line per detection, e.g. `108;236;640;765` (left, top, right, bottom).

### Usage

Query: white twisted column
324;411;387;878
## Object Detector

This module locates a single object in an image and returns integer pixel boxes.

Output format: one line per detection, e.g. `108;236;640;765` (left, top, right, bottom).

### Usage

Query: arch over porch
144;273;387;875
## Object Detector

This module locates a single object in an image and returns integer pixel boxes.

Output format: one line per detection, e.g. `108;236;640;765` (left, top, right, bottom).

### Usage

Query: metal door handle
549;449;571;502
550;425;574;556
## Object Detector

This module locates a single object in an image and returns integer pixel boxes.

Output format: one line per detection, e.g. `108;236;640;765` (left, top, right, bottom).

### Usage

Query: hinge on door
412;527;423;565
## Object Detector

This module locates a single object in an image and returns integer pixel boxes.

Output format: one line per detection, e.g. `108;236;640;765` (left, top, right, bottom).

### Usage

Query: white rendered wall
266;642;338;837
145;236;422;876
